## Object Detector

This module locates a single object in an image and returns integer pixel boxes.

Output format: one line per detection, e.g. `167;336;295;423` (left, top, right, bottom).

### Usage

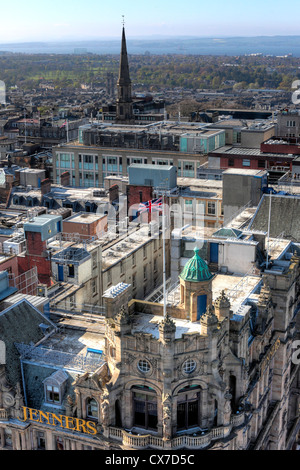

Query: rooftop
210;145;294;158
15;317;105;374
64;212;107;224
248;194;300;242
165;272;261;314
101;224;159;269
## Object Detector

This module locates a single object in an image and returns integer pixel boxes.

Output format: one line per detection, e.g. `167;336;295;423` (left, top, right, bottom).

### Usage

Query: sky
0;0;299;43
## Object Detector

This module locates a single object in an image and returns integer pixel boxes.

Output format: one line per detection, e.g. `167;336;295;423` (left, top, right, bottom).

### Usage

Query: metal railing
16;342;105;373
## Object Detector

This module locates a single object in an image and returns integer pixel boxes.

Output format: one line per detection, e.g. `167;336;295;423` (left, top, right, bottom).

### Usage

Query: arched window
115;399;122;427
86;398;98;419
177;385;201;431
132;385;157;430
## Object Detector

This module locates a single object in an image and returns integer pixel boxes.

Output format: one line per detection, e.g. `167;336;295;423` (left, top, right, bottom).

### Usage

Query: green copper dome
180;247;213;282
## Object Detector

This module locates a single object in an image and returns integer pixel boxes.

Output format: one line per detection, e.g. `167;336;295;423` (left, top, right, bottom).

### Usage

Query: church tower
116;25;134;123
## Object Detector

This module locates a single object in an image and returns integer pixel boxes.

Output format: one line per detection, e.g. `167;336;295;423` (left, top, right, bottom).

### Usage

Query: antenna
122;15;125;27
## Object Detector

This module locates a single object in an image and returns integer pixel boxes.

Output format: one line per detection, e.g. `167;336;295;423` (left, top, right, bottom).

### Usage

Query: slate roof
0;299;57;388
249;194;300;242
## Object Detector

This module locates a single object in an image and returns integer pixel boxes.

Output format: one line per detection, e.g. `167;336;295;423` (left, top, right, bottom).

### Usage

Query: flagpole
266;193;272;269
162;192;166;318
24;109;27;144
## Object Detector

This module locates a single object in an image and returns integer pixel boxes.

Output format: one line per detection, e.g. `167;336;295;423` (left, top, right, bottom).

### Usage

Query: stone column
159;314;176;442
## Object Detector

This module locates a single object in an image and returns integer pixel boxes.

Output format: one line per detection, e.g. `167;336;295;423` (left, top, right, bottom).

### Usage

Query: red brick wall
25;231;47;256
17;254;52;286
220;156;293;170
126;185;153;222
19;231;52;285
62;215;108;240
261;142;300;155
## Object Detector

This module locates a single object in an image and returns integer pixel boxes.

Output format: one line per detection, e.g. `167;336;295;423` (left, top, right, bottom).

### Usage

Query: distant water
0;36;300;56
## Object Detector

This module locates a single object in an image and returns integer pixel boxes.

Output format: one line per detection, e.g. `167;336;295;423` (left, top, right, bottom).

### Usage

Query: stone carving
162;394;172;440
66;394;76;417
101;390;110;426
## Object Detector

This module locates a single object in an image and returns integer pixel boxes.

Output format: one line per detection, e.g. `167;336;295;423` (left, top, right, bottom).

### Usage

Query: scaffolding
10;267;38;296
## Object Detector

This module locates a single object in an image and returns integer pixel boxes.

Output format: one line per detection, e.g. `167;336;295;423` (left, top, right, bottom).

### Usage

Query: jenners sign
18;406;97;435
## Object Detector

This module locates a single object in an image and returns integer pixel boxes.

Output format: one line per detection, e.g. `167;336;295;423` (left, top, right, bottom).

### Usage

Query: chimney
102;282;131;319
60;171;70;186
41;178;51;195
109;184;119;203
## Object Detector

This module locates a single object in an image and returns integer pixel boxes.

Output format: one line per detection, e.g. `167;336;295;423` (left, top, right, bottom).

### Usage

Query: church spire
118;25;131;86
116;21;134;123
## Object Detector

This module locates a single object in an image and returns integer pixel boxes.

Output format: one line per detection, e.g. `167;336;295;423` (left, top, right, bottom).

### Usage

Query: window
58;153;71;169
46;385;60;403
143;265;147;280
242;159;251;167
107;270;112;285
55;436;64;451
207;202;216;215
137;359;151;373
86;398;98;419
132;253;136;266
184;200;193;212
133;386;157;430
182;359;197;374
177;386;201;431
120;260;124;275
68;264;75;278
258;160;265;168
228;158;235;167
179;161;195;178
37;432;46;450
44;371;68;406
143;245;147;258
132;273;136;289
4;429;12;448
92;278;97;296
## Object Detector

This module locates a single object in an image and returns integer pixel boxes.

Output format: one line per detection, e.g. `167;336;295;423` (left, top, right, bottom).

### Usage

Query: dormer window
43;370;68;406
86;398;99;419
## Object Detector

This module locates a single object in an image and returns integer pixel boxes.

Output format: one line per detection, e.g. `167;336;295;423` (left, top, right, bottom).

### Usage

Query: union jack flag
138;197;163;214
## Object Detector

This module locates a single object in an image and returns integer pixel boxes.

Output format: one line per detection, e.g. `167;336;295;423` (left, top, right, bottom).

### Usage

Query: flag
138;197;162;214
60;121;67;129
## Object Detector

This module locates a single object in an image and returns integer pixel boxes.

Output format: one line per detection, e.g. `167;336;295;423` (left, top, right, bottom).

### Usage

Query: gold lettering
86;420;97;435
38;410;51;425
17;407;97;435
51;413;64;427
64;416;76;431
75;418;87;433
28;408;40;422
17;406;28;422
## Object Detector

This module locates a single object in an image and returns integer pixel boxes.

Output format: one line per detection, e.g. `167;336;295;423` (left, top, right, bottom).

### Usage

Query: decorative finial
122;15;125;27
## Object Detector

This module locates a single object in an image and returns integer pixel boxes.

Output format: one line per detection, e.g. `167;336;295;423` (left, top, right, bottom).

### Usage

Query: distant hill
0;35;299;56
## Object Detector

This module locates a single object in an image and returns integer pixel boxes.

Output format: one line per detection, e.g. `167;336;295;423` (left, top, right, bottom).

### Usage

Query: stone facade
0;249;299;451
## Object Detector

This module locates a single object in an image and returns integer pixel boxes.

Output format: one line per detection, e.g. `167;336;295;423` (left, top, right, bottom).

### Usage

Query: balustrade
108;414;244;450
0;409;8;420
